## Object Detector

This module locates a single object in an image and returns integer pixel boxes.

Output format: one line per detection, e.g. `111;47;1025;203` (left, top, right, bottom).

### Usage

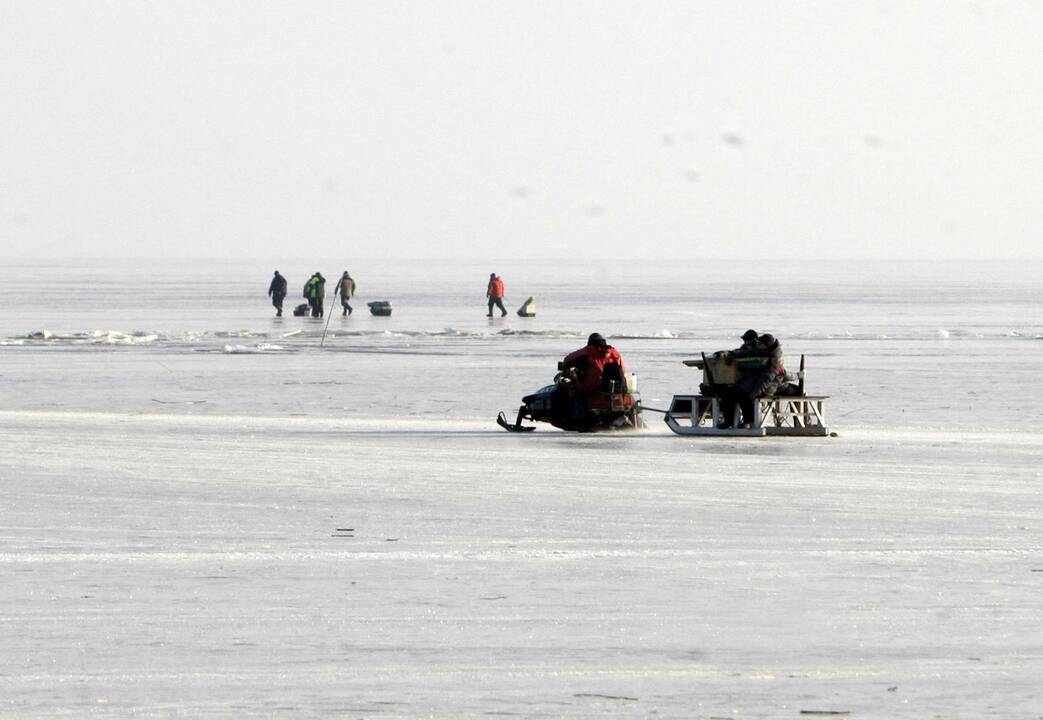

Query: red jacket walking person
486;273;507;317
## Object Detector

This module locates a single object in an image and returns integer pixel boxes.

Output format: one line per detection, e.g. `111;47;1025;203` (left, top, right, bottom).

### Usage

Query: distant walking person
305;272;326;317
268;270;288;316
334;271;356;316
486;273;507;317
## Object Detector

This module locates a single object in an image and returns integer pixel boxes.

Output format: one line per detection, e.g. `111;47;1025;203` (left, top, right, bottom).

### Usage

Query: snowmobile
497;363;643;433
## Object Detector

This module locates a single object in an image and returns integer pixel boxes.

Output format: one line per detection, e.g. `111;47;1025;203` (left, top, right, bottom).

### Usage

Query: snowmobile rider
334;271;356;316
486;273;507;317
552;332;627;424
561;333;628;395
719;332;786;429
268;270;288;317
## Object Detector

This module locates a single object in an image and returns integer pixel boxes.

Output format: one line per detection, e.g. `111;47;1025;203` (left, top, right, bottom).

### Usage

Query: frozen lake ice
1;259;1041;717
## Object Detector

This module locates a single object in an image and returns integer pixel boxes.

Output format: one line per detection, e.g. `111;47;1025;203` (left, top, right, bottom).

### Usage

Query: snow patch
222;343;286;354
88;330;159;345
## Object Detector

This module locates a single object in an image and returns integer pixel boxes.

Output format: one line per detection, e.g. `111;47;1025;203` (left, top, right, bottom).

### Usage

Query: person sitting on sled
718;328;760;358
699;329;760;397
718;332;786;429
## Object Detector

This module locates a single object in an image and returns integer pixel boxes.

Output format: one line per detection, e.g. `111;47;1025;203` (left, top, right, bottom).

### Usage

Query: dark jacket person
268;271;288;316
720;333;786;428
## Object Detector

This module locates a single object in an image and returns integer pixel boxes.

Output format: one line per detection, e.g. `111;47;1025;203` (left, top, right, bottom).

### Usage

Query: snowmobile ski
497;411;535;432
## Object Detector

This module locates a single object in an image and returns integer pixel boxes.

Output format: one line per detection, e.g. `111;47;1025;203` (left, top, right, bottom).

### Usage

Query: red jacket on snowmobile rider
562;333;626;393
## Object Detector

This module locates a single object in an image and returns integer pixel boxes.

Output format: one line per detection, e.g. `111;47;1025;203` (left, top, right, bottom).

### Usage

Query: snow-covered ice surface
1;259;1042;717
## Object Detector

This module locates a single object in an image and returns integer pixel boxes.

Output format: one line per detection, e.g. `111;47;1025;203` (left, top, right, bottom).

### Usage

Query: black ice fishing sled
497;365;643;433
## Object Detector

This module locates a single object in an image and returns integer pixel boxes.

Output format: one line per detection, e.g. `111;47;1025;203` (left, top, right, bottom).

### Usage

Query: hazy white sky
2;1;1041;260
